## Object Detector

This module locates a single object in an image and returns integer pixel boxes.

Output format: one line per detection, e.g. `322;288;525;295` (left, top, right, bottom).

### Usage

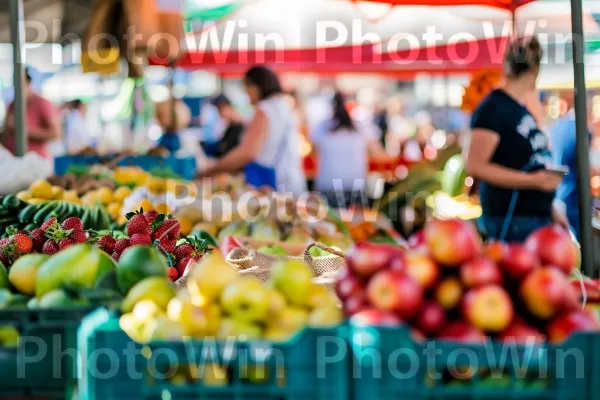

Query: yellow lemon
16;191;32;201
96;187;113;205
133;199;153;213
146;177;167;195
81;192;97;207
27;198;47;205
63;190;80;203
106;202;122;219
30;180;53;199
154;203;171;214
178;217;193;236
51;186;64;200
113;186;132;203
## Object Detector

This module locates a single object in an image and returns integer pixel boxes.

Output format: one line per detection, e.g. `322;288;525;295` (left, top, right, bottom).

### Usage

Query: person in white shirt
198;66;307;196
63;100;90;154
311;92;387;208
0;144;52;194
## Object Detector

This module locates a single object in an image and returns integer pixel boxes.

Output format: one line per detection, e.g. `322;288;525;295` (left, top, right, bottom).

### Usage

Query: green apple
270;260;314;306
267;289;287;318
308;306;343;328
144;316;188;342
307;284;337;309
220;277;270;324
271;306;309;334
0;289;12;309
188;253;239;304
0;326;20;347
217;318;262;340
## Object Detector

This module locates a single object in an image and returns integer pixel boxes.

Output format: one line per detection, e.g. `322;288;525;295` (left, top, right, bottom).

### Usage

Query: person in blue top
466;36;569;242
550;95;591;241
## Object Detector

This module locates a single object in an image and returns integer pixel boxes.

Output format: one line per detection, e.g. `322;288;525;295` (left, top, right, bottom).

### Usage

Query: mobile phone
545;165;569;176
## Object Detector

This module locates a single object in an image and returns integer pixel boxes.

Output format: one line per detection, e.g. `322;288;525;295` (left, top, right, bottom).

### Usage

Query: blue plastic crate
54;155;197;180
0;307;95;399
350;324;600;400
79;308;349;400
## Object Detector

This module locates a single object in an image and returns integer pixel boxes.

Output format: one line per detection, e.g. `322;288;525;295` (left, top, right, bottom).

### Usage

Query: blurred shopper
208;94;245;158
2;69;60;159
0;143;52;194
155;98;191;153
199;66;307;195
466;36;568;242
311;92;387;208
63;99;90;154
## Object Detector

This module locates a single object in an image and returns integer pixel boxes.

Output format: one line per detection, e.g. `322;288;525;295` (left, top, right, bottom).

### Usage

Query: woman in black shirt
466;36;569;242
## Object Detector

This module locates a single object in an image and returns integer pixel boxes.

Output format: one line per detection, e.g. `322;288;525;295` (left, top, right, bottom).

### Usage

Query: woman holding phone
466;36;569;242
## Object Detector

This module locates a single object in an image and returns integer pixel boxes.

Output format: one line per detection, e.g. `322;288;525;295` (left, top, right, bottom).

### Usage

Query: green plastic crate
79;308;349;400
0;307;95;399
350;324;600;400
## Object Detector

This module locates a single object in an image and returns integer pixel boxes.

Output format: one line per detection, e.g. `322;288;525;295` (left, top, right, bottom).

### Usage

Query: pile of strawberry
168;236;211;282
0;217;88;266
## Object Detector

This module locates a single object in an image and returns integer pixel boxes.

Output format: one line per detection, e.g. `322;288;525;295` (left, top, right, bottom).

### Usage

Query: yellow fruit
121;277;176;313
119;313;145;342
178;217;193;236
106;202;122;219
187;253;238;304
62;190;80;203
201;363;228;387
96;187;113;205
113;186;132;203
27;198;46;205
167;297;210;336
154;203;171;214
307;284;337;309
133;199;153;213
146;177;167;195
51;186;64;199
16;191;32;201
8;254;49;296
132;300;164;323
144;316;188;342
117;215;128;225
192;222;218;237
114;167;148;186
175;208;203;224
308;306;342;328
30;180;53;199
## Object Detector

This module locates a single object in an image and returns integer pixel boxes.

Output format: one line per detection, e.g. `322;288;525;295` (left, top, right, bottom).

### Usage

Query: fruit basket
350;323;600;400
54;155;197;180
79;308;349;400
0;307;95;399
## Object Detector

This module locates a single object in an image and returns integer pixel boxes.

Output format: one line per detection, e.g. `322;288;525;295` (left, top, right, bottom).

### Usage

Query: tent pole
570;0;595;277
9;0;27;156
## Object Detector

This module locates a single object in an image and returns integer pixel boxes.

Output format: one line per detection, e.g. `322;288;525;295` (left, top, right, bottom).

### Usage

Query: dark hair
211;94;231;107
69;99;84;109
331;92;355;132
244;65;283;100
504;36;542;78
25;67;32;83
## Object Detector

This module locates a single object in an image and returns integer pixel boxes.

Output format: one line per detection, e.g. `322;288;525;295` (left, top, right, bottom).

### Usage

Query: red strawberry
31;229;46;251
42;240;59;255
12;233;33;254
167;267;180;282
127;214;151;237
114;238;131;254
61;217;84;232
59;238;74;250
98;235;117;254
0;238;8;247
158;237;177;254
70;230;88;244
175;256;191;276
153;219;180;240
111;252;121;261
174;243;194;261
144;210;160;223
130;233;152;247
41;217;58;232
18;230;30;235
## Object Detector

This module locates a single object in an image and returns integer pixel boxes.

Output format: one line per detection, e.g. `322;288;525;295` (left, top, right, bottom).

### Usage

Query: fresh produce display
339;219;595;345
119;253;341;344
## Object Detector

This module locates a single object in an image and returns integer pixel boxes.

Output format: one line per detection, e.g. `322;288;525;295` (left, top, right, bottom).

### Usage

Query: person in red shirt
2;69;60;159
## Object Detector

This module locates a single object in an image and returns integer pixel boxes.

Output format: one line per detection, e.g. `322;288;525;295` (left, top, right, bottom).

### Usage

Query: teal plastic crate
350;324;600;400
0;307;95;399
79;308;349;400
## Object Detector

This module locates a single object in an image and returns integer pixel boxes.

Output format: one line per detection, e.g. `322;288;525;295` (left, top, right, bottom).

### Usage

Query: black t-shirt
470;89;554;217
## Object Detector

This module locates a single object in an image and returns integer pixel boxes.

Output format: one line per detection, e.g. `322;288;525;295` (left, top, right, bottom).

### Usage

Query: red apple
484;241;508;263
520;268;573;319
547;310;600;344
346;242;404;278
435;277;463;310
389;255;406;271
501;244;540;280
336;267;365;301
367;270;423;319
460;256;503;288
463;285;514;333
525;225;578;275
424;219;482;267
405;253;440;290
408;230;426;250
497;321;545;344
416;301;447;336
349;308;402;327
343;290;369;317
438;321;486;343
